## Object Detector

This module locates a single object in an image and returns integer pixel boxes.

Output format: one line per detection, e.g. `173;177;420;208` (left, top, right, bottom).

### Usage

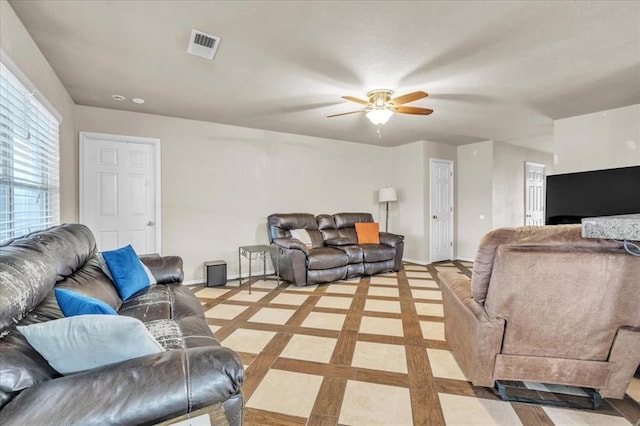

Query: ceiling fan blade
394;106;434;115
327;110;365;118
342;96;370;106
391;91;428;106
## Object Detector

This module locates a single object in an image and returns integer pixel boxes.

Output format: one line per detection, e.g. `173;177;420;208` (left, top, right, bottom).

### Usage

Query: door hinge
450;206;453;212
450;241;453;247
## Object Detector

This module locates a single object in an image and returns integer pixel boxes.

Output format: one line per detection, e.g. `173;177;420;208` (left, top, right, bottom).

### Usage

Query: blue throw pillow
18;315;164;374
54;289;117;317
101;245;150;300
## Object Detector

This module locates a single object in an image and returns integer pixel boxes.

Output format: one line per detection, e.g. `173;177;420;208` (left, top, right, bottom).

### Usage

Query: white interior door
525;162;546;226
80;132;161;254
430;158;454;262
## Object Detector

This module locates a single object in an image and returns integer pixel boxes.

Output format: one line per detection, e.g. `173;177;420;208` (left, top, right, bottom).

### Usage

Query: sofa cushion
360;244;396;263
18;315;164;375
335;245;364;264
54;289;117;317
334;212;374;228
355;222;380;244
307;247;349;270
102;245;150;300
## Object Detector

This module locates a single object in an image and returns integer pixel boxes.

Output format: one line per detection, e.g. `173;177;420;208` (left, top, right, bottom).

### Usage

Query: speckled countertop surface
582;214;640;241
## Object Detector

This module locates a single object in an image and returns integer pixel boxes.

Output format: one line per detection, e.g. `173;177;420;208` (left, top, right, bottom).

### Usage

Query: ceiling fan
327;89;433;125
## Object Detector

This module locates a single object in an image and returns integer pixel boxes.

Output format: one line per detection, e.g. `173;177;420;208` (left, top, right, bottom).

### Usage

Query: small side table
238;245;280;293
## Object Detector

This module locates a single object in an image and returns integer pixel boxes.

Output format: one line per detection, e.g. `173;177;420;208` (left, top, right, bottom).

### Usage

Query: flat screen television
545;166;640;225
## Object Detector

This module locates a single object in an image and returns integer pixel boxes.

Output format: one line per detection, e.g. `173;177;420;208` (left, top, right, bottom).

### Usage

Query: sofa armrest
438;271;505;387
379;232;404;248
0;346;244;426
139;255;184;284
272;237;309;255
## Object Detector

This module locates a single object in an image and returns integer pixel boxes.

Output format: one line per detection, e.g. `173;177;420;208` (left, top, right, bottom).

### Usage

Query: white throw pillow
289;228;313;249
18;315;164;374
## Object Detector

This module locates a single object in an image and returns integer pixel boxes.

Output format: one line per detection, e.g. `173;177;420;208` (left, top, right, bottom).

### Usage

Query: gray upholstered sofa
267;212;404;286
0;224;244;425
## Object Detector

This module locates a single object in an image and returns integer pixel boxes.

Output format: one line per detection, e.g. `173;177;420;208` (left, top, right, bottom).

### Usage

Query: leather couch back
0;224;97;338
267;213;318;243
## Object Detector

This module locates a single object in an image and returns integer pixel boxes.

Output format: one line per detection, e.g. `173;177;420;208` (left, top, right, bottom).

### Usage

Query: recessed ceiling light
112;94;125;101
132;98;145;104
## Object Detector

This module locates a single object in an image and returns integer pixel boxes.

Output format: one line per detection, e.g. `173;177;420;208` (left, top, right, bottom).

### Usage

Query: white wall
1;0;77;222
554;104;640;174
492;142;554;229
75;105;391;282
456;141;493;260
390;141;425;263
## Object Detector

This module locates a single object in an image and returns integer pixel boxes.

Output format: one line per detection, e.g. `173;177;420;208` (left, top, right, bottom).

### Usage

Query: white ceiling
9;1;640;151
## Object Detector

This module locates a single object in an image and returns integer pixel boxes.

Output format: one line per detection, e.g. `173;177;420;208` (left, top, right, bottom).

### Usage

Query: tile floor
196;261;640;425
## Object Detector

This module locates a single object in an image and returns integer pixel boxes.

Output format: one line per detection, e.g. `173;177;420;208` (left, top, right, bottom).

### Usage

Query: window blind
0;62;60;243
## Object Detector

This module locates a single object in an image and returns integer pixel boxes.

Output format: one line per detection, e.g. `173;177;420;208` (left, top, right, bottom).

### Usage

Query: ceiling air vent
187;29;221;60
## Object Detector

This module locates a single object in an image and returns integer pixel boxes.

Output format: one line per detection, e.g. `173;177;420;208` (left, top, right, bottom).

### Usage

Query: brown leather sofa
439;224;640;399
0;224;244;425
267;212;404;286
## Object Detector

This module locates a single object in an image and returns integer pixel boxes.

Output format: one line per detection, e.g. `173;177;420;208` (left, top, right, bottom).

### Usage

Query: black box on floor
204;261;227;286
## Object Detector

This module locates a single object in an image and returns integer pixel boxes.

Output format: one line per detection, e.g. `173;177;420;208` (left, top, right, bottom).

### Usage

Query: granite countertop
581;214;640;241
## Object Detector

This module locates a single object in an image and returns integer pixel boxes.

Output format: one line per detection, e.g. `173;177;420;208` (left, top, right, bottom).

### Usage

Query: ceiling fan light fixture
366;108;393;125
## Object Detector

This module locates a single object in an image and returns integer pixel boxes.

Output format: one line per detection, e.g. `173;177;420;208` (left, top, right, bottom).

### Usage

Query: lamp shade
378;187;397;203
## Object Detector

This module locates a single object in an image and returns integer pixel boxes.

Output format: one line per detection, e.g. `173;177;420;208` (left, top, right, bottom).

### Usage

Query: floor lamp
378;187;397;232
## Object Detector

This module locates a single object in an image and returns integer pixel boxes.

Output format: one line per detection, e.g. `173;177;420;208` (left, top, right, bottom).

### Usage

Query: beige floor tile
360;316;404;337
412;289;442;300
325;284;359;294
315;295;353;310
364;299;401;313
408;279;440;289
285;284;318;292
438;393;522;426
404;265;427;271
248;307;295;325
208;325;221;334
369;276;399;285
204;303;248;320
247;369;323;418
420;321;445;341
301;312;346;331
543;406;631;425
461;261;473;267
368;286;399;298
351;341;407;373
627;377;640;402
269;292;308;305
227;290;269;302
339;380;413;425
246;279;279;290
221;328;277;354
405;271;433;279
280;334;337;363
428;348;468;380
378;272;397;277
195;287;230;299
415;302;444;317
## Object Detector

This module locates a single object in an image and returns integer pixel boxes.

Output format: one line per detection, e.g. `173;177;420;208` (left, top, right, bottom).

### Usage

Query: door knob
146;221;155;226
433;215;438;219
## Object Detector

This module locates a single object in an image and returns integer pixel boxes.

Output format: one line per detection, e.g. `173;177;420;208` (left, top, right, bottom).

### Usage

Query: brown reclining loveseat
267;212;404;286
